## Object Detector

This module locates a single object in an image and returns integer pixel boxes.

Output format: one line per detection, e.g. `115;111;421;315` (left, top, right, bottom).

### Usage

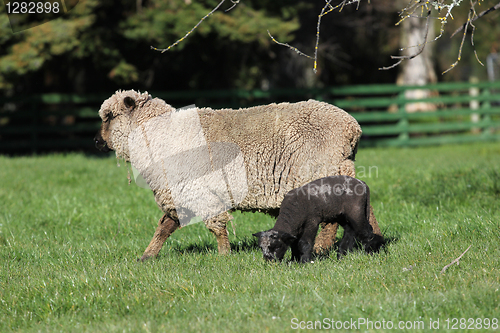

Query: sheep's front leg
204;212;231;255
139;214;180;262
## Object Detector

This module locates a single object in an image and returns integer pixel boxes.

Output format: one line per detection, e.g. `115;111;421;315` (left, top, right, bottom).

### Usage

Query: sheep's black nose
94;133;111;152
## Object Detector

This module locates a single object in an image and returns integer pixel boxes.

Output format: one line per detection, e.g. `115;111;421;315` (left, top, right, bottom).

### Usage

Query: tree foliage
0;0;301;93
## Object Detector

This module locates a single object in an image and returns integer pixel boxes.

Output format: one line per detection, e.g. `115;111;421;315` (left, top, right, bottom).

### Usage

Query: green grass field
1;142;499;332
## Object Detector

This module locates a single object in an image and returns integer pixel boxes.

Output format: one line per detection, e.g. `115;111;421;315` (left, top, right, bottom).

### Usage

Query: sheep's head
253;230;296;261
94;90;170;160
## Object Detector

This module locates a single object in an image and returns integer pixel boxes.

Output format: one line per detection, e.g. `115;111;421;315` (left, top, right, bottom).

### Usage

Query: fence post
469;77;480;134
398;89;409;145
481;88;492;138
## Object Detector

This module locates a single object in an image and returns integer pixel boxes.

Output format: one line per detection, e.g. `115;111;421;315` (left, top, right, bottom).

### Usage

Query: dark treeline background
0;0;498;96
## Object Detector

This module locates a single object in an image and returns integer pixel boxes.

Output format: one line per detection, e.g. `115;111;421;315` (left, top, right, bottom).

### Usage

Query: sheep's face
94;90;152;160
253;230;296;261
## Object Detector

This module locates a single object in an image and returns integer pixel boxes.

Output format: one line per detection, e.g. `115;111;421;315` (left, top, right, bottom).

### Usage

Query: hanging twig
151;0;238;53
267;31;314;60
451;1;500;37
442;8;479;74
225;0;240;12
467;6;485;68
380;9;432;70
268;0;362;73
440;245;472;274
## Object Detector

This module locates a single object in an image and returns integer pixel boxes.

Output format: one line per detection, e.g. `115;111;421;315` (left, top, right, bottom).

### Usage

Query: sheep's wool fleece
100;90;361;224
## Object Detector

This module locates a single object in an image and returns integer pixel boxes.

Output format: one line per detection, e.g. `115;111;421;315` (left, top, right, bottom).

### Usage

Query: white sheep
94;90;381;260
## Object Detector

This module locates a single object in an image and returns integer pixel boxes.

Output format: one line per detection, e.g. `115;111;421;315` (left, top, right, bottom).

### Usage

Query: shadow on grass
162;237;401;267
168;237;260;255
313;234;399;261
161;233;400;263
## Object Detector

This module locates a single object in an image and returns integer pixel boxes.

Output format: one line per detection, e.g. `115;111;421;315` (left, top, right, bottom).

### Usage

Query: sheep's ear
123;96;136;111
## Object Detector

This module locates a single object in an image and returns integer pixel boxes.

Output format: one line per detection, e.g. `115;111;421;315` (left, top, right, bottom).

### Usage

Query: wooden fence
1;80;499;154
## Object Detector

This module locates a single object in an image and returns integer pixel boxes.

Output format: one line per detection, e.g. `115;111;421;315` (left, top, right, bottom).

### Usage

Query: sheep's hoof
138;254;153;262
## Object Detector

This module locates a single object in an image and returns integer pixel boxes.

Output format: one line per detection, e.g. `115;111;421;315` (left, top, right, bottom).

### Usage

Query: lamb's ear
252;231;264;238
278;231;297;245
123;96;136;111
253;230;274;238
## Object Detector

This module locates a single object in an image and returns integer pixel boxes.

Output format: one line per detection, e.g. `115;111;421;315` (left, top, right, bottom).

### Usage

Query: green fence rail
1;81;500;153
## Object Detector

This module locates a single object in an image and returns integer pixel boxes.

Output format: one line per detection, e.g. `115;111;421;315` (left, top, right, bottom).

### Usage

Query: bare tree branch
380;0;496;73
149;0;498;74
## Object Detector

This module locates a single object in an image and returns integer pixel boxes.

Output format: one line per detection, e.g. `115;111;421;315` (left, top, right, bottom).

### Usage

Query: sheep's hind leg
368;205;382;236
205;212;231;255
314;222;339;254
139;214;180;262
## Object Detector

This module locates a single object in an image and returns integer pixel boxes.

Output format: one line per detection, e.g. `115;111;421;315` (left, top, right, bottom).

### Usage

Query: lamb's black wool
253;175;385;262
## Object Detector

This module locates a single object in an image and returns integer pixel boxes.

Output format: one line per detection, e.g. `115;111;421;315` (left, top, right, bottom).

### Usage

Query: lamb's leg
337;225;356;259
290;241;301;262
314;159;356;253
344;204;384;255
205;212;231;255
298;238;314;263
298;219;321;263
315;161;382;253
139;214;180;262
340;158;382;236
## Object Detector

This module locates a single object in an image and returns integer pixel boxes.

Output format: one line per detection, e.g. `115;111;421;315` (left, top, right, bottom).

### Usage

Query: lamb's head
94;90;172;160
253;230;296;261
